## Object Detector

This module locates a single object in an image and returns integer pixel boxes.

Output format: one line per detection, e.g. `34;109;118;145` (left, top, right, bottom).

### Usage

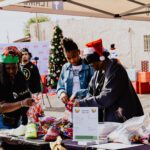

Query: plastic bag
44;125;60;141
108;114;150;144
25;123;37;139
27;94;44;123
10;125;26;136
98;122;121;137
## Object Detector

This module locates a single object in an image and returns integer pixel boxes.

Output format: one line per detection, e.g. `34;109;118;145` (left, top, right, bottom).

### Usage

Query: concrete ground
43;94;150;118
42;94;65;118
138;94;150;114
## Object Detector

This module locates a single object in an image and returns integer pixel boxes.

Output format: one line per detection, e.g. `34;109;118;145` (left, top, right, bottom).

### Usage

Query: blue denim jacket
57;60;94;99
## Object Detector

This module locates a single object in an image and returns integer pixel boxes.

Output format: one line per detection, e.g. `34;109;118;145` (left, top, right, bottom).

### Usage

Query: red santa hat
84;39;105;61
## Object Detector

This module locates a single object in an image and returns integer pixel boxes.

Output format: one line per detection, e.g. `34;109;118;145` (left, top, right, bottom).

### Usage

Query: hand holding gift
60;92;69;104
21;98;35;107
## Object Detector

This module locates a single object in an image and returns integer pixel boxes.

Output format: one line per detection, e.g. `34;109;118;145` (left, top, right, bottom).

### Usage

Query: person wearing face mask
56;38;94;105
73;39;144;123
0;46;34;129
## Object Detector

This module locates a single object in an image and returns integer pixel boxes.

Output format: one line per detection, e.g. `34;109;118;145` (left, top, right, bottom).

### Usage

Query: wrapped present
39;116;56;125
137;72;150;83
130;135;142;144
39;116;57;135
60;121;73;139
138;82;150;94
41;123;50;134
130;134;150;144
44;125;60;141
66;101;73;112
63;128;73;138
141;61;149;72
27;94;44;123
37;127;45;137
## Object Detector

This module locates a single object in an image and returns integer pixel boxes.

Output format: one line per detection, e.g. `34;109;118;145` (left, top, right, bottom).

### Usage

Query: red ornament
66;101;73;112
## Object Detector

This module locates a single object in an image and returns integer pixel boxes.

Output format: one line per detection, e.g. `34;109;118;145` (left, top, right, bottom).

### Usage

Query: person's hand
70;94;76;103
115;107;127;122
73;101;80;107
60;92;69;104
21;98;35;107
70;95;80;107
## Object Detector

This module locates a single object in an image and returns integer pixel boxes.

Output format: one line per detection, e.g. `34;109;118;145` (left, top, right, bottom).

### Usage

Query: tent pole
35;12;40;41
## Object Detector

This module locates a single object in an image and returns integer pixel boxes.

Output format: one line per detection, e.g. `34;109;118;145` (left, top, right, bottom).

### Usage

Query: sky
0;10;80;43
0;11;34;43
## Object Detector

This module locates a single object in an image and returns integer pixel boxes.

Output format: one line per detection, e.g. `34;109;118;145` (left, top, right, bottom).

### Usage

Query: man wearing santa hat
73;39;143;122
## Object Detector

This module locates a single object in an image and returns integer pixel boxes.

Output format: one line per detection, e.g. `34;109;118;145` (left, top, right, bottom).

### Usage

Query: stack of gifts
137;60;150;94
129;62;150;94
137;72;150;94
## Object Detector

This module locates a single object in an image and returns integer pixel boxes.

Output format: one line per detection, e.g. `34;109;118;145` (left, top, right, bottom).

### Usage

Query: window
144;35;150;51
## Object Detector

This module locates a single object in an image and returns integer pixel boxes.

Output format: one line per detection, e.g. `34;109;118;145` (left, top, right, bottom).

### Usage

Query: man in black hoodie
20;48;42;125
20;48;41;94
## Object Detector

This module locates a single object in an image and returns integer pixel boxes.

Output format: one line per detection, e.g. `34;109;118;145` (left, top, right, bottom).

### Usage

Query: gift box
137;72;150;83
138;82;150;94
141;61;149;72
132;81;139;93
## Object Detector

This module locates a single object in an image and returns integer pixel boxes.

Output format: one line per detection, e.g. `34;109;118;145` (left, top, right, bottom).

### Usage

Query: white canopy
0;0;150;21
0;0;27;7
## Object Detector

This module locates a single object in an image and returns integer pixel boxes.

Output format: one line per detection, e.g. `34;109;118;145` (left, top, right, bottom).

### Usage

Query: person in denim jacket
57;38;94;104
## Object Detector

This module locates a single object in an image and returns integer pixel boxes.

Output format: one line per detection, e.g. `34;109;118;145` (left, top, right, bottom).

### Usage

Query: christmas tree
49;26;67;89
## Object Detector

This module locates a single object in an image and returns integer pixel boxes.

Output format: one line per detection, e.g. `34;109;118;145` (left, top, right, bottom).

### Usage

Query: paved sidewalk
138;94;150;114
42;94;65;118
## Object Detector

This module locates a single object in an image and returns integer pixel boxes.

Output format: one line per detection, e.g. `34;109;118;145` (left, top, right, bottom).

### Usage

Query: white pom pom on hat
99;56;105;61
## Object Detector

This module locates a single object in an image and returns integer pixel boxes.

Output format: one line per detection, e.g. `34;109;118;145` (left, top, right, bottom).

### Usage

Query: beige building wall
30;18;150;71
